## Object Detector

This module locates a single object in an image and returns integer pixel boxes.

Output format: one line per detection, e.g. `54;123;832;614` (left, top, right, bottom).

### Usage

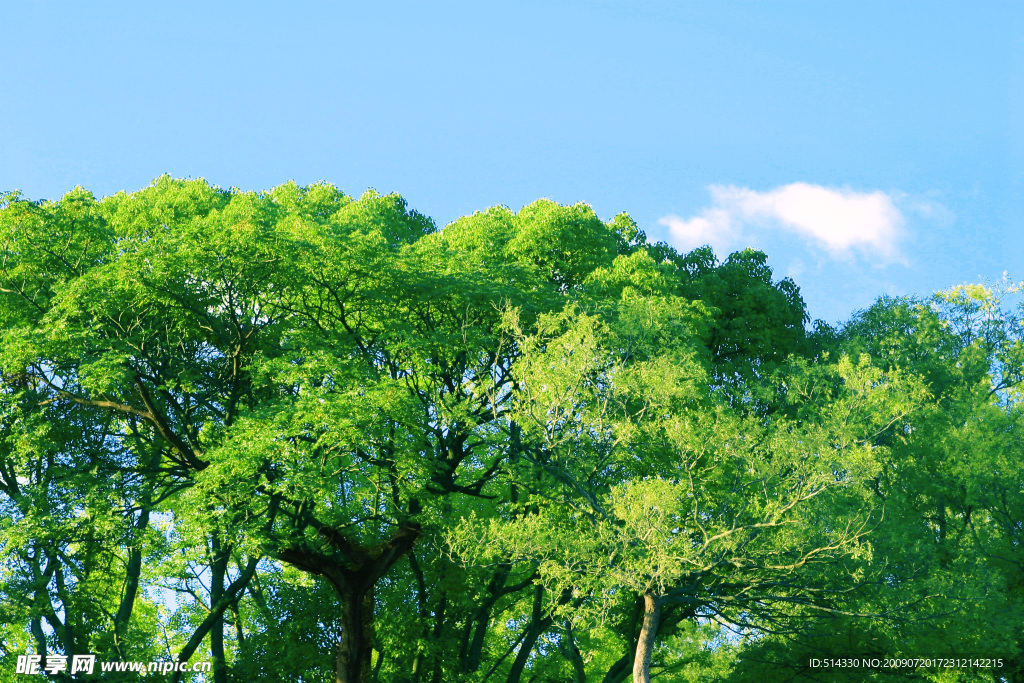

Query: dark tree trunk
429;593;447;683
505;626;547;683
210;533;228;683
601;655;631;683
336;584;376;683
408;553;429;682
278;522;421;683
505;585;574;683
113;506;149;659
465;603;493;672
168;556;259;683
563;620;587;683
459;565;535;676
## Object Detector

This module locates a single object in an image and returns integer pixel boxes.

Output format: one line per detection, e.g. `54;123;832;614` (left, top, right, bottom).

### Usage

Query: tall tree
0;179;642;682
726;284;1024;682
8;177;1010;683
450;282;921;683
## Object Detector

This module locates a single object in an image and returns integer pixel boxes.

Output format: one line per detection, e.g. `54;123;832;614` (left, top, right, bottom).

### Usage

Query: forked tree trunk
278;522;421;683
632;592;662;683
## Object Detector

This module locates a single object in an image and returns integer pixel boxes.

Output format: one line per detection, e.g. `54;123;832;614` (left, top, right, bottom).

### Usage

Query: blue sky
2;1;1021;324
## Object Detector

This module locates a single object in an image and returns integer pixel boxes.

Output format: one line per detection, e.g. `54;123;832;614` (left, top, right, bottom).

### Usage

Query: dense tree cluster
0;177;1021;682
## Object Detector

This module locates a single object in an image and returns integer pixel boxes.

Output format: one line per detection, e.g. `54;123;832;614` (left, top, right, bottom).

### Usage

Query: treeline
0;177;1021;682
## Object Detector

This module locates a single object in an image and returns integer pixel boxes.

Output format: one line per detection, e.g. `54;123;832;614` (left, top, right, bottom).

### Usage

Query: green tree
0;179;640;682
449;274;916;682
727;283;1024;682
7;176;1006;683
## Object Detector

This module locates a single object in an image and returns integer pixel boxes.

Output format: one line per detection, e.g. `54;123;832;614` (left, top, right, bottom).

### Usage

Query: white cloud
660;183;911;262
659;207;738;258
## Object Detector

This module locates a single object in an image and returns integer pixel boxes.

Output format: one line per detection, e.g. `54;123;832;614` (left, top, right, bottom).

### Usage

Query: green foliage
0;177;1018;683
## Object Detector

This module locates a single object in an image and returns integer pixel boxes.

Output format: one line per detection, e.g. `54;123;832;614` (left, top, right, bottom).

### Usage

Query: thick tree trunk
278;521;421;683
632;593;662;683
336;584;375;683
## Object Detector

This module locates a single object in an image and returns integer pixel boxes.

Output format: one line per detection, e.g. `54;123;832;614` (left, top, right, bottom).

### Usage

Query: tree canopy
0;177;1020;683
